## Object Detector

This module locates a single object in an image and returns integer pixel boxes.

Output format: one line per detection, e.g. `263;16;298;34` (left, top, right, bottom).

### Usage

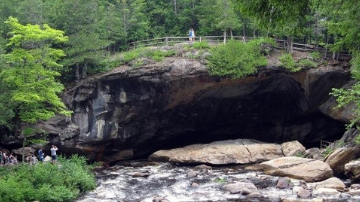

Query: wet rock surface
76;161;360;202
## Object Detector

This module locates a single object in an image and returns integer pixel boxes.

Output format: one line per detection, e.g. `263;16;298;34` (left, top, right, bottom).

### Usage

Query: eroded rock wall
41;58;350;163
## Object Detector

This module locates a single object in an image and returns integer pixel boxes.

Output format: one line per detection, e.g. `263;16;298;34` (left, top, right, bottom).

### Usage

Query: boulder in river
260;157;333;182
148;139;305;165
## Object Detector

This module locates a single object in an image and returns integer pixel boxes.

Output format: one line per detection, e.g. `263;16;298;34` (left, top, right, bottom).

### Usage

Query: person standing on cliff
191;28;195;42
188;28;193;41
188;28;195;42
50;145;58;164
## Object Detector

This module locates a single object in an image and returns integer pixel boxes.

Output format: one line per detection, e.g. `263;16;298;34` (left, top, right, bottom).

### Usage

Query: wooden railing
128;36;351;61
128;36;246;49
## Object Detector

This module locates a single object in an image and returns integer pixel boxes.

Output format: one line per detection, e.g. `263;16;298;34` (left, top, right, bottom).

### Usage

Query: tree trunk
22;136;25;162
243;23;246;37
223;30;227;44
287;36;293;53
173;0;177;15
230;29;233;39
75;63;80;82
81;60;88;79
315;13;319;49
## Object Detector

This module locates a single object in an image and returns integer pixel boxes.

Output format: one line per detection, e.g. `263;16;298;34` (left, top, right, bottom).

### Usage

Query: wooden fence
128;36;351;61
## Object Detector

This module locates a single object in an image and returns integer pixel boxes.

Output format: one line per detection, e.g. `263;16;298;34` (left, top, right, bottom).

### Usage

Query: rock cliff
36;55;350;163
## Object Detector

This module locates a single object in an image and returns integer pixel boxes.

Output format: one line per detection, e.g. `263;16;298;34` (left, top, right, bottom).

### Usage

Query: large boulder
149;139;305;165
308;177;345;191
324;147;360;176
345;160;360;182
260;157;333;182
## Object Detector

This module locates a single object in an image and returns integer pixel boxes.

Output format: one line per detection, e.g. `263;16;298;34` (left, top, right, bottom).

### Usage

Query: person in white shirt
50;145;58;164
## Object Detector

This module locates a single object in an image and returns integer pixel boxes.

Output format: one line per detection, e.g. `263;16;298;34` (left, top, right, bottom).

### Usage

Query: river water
76;160;357;202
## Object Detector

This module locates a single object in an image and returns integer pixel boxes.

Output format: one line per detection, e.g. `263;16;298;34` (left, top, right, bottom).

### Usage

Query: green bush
310;51;321;60
207;39;268;79
298;58;317;68
0;155;95;202
279;53;300;72
123;48;144;63
150;50;175;61
122;48;175;63
192;41;210;49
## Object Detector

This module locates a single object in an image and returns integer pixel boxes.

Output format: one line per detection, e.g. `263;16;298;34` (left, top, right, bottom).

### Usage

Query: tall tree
214;0;242;43
233;0;310;52
0;17;71;160
46;0;112;81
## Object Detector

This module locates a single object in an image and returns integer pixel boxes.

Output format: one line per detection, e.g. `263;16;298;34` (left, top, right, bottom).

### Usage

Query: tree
214;0;242;43
233;0;310;52
45;0;112;81
0;17;71;161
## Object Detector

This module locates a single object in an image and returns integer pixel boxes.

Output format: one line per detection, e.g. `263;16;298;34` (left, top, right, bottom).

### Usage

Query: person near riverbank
29;154;36;165
50;145;58;164
38;148;44;162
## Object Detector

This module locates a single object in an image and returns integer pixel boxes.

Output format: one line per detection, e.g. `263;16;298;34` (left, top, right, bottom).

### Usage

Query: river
76;160;357;202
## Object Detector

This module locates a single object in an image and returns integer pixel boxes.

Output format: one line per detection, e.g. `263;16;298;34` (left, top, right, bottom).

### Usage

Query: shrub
310;51;321;60
123;48;144;63
192;41;210;49
0;155;95;202
150;50;176;61
207;39;268;79
297;59;317;68
279;53;300;72
122;48;175;63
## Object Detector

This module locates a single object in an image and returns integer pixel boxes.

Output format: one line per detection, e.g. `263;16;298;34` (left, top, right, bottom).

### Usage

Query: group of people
0;151;18;165
33;145;58;164
0;145;58;166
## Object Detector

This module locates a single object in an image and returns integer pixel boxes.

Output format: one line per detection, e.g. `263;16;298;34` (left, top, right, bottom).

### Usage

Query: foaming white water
76;161;358;202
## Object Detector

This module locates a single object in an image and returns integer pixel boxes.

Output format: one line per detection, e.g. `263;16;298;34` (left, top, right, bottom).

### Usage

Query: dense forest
1;0;360;140
0;0;359;80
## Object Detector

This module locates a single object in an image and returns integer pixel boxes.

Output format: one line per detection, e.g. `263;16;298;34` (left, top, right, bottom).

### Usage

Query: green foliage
207;39;268;79
122;48;175;64
293;151;305;157
331;52;360;129
0;155;95;202
213;177;227;183
297;59;317;69
192;41;211;49
280;53;318;72
310;51;321;60
1;17;71;126
123;48;145;63
150;50;176;61
279;53;297;71
323;145;333;156
356;134;360;145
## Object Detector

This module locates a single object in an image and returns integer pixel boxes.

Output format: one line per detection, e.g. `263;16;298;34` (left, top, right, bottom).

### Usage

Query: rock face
31;55;350;163
148;139;304;165
260;157;333;182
